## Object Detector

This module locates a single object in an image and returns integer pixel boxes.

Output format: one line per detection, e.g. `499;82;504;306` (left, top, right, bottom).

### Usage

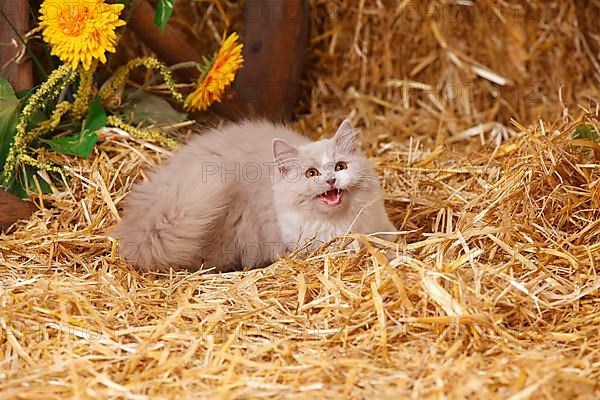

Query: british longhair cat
112;119;396;272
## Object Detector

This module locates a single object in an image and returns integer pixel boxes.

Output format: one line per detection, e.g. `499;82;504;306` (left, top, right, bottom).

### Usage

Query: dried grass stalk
2;1;600;398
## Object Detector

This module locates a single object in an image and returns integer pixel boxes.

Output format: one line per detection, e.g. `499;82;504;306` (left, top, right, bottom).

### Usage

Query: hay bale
1;1;600;398
297;0;600;143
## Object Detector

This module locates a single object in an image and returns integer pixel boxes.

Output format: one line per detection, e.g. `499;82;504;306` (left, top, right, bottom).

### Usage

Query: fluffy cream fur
113;120;395;272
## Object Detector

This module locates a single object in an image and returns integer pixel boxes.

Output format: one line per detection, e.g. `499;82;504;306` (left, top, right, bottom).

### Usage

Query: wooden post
0;0;32;91
221;0;310;121
0;0;35;230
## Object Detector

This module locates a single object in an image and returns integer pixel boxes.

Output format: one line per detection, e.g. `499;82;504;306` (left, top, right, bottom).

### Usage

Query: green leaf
572;125;600;142
84;97;107;133
0;76;19;171
122;91;187;125
29;110;47;127
40;96;104;158
4;174;28;198
15;88;32;99
199;52;217;77
24;167;52;195
4;165;53;199
154;0;175;32
41;129;98;158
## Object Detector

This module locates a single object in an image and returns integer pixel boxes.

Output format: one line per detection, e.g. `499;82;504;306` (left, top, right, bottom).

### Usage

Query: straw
2;1;600;398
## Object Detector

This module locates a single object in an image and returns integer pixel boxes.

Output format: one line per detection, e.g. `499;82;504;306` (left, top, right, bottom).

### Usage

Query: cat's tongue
318;189;343;207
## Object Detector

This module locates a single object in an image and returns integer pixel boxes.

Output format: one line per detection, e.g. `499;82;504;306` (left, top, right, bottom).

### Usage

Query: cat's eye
335;161;348;171
305;168;320;178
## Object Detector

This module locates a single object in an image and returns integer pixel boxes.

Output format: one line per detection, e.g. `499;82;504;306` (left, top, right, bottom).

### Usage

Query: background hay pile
1;1;600;398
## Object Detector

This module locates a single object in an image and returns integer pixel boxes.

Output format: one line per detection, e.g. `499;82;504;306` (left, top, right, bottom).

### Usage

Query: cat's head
272;120;380;216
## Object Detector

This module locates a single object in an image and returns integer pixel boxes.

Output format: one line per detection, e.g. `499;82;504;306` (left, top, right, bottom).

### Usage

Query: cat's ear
273;138;299;174
333;119;358;153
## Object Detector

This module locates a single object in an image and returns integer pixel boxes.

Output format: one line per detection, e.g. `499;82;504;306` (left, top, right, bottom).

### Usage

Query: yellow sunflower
184;32;244;111
39;0;126;70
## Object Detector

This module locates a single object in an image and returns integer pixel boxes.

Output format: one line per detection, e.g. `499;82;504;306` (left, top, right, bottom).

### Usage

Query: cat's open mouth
317;188;344;207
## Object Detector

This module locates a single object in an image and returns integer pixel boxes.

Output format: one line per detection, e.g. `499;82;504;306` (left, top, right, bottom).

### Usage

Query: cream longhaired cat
113;120;395;272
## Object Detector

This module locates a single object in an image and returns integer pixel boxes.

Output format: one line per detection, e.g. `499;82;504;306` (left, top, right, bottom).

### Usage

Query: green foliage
1;77;54;198
41;130;98;158
122;91;187;125
84;97;108;133
154;0;175;32
572;125;600;142
5;165;52;199
16;88;32;99
198;52;217;79
0;77;19;169
41;97;106;158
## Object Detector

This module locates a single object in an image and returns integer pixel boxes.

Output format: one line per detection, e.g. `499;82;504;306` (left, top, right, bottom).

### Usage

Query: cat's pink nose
326;178;336;187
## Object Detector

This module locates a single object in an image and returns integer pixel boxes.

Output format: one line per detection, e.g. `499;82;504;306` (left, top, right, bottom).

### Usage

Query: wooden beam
220;0;310;121
0;0;32;91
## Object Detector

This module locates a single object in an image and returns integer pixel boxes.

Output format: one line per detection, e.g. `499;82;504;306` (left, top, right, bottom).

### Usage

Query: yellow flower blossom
184;32;244;111
39;0;125;70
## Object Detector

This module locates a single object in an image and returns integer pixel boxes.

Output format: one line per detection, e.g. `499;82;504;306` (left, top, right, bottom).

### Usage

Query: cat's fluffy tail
111;180;227;271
